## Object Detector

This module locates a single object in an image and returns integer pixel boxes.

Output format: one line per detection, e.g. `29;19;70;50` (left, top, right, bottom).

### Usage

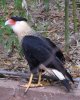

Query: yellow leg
20;73;33;93
20;72;50;93
25;73;33;92
34;71;43;87
34;71;50;86
38;71;42;85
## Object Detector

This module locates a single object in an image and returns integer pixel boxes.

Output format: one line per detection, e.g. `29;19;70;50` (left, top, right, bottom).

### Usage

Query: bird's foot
41;80;51;86
20;83;34;93
20;83;43;88
34;82;43;87
20;83;43;94
20;80;50;94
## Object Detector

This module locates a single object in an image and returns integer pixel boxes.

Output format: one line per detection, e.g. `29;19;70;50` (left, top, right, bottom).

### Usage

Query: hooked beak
5;20;9;25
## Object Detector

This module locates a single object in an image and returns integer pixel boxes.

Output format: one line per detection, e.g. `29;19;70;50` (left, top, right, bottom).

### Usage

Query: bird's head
5;16;33;40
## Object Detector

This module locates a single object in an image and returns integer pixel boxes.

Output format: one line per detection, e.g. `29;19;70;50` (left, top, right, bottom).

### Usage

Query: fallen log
0;69;58;82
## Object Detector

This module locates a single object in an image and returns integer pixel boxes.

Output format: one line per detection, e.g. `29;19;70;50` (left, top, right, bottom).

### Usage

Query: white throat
11;21;36;42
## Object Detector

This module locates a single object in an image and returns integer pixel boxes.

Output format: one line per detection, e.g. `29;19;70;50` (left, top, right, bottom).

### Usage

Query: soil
0;1;80;98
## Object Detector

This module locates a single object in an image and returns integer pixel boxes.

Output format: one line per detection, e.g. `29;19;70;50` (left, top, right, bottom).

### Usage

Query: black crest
11;16;27;22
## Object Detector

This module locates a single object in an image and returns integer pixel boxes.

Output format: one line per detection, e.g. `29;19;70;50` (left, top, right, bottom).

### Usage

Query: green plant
72;0;77;33
44;0;49;12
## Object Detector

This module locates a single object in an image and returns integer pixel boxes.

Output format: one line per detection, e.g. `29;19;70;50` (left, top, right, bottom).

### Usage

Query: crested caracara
5;16;74;93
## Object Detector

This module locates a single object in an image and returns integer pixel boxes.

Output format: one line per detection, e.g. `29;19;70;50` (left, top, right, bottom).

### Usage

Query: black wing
44;37;65;64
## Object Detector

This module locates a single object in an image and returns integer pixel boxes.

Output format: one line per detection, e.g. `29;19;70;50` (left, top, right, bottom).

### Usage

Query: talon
20;84;28;88
20;72;50;93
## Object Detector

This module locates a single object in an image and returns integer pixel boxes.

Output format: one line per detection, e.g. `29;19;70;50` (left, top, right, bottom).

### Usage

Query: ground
0;0;80;97
0;79;80;100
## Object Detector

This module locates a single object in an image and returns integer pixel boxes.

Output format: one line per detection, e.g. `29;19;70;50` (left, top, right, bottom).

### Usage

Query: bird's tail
39;55;74;91
61;79;71;92
39;64;72;91
51;69;71;91
65;70;74;83
55;57;74;83
51;56;74;91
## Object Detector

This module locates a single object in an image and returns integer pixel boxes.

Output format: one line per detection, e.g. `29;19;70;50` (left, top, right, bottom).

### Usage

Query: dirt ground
0;79;80;100
0;1;80;99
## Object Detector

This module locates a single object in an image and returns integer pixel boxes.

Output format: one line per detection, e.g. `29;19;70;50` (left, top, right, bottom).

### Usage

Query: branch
0;70;29;78
0;70;58;81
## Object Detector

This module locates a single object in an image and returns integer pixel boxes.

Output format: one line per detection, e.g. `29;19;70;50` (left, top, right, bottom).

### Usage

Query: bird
5;16;74;93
